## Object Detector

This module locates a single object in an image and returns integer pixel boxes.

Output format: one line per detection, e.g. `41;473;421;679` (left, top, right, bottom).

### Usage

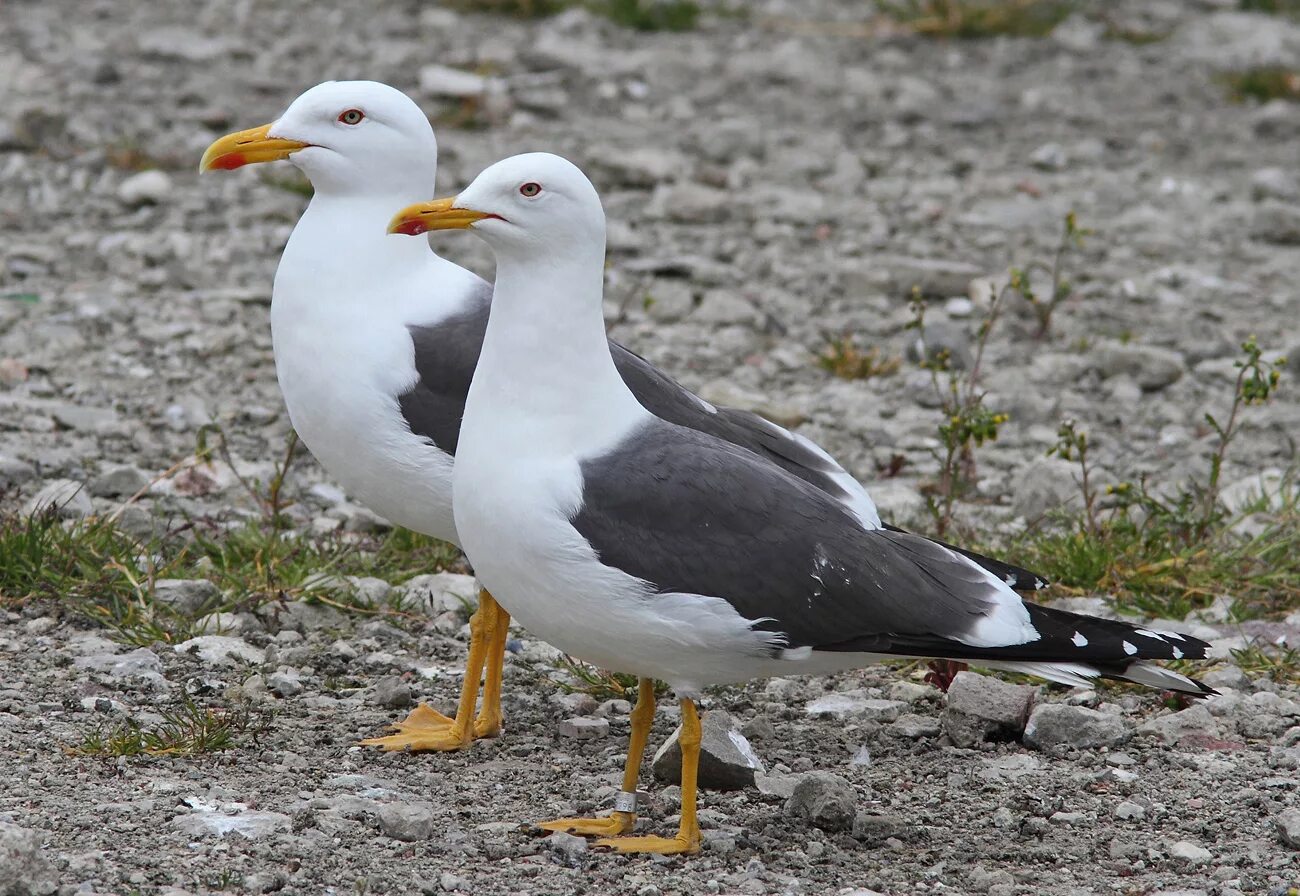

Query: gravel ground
2;0;1299;894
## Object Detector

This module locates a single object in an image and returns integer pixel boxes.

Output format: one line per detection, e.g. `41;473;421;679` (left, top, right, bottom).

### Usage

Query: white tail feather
978;660;1100;688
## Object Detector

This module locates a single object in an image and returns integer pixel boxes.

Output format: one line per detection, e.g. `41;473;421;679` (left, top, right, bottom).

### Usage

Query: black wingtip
882;523;1050;593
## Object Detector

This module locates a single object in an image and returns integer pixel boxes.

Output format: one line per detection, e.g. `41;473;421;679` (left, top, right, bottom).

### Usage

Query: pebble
368;676;412;709
267;669;304;698
851;812;908;845
943;671;1035;747
1137;705;1225;744
890;713;942;739
1010;457;1082;521
398;573;480;615
117;170;173;206
21;479;93;519
152;578;220;616
0;822;57;896
1249;202;1300;245
653;710;764;790
557;716;609;740
1024;704;1131;750
418;64;496;98
805;691;905;722
1029;142;1068;171
89;464;150;497
174;635;264;666
1092;341;1185;390
1251;167;1300;202
783;772;857;832
1115;800;1146;820
543;830;588;864
1276;807;1300;849
377;802;438;842
1168;840;1213;866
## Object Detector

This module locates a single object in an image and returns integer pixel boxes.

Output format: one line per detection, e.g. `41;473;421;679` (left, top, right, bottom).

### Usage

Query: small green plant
1231;642;1300;684
75;699;267;757
878;0;1074;38
1223;66;1300;102
445;0;565;15
1008;212;1090;339
816;334;902;380
1018;339;1294;621
594;0;700;30
909;290;1010;537
1239;0;1300;17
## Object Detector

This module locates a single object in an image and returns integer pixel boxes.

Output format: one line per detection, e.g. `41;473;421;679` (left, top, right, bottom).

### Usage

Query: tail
962;604;1216;696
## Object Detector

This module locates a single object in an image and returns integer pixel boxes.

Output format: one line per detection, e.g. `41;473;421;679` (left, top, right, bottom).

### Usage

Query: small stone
1202;665;1251;692
890;713;942;739
943;671;1035;747
1115;800;1146;820
1250;201;1300;245
784;771;857;832
1029;142;1068;171
1275;807;1300;849
89;464;150;497
74;647;165;688
557;716;609;740
0;822;57;895
22;479;93;519
153;579;220;616
692;290;761;327
117;169;173;205
543;830;588;863
50;404;118;432
653;711;764;791
419;64;494;98
398;573;479;615
1024;704;1131;750
804;690;903;721
369;676;412;709
643;281;695;323
1168;840;1212;866
174;635;264;666
1093;341;1185;390
267;669;303;698
377;803;438;842
439;872;466;892
1137;705;1225;744
876;255;986;299
1251;167;1300;202
851;812;907;845
907;321;972;370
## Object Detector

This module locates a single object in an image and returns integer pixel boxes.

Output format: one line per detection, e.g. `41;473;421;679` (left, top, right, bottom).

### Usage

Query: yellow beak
199;123;310;173
388;197;496;236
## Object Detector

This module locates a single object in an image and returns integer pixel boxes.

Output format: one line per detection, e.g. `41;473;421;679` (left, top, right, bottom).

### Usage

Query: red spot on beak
392;218;428;236
209;153;248;171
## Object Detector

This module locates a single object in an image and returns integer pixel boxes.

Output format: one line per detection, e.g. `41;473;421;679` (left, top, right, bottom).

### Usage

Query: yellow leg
537;678;656;837
473;598;511;737
359;589;498;752
595;697;702;855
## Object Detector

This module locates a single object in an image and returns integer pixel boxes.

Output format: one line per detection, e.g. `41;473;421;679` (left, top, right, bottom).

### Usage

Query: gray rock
398;573;479;615
136;27;231;62
653;710;764;790
174;635;264;666
643;280;695;323
1168;840;1213;866
0;457;36;488
1276;807;1300;849
89;464;150;497
171;802;289;840
1137;704;1226;744
943;671;1035;747
1251;168;1300;202
22;478;93;519
1024;704;1131;750
1115;800;1146;820
267;669;303;698
851;812;908;845
272;599;347;633
557;716;609;740
50;404;118;432
976;754;1043;782
543;830;588;863
1029;142;1068;171
783;771;857;832
117;170;173;206
0;822;57;895
653;182;731;224
377;803;438;842
369;676;412;709
1250;202;1300;245
907;321;972;370
1202;665;1252;692
74;647;165;688
1011;456;1082;521
1093;341;1185;390
1172;11;1300;70
878;256;986;299
804;690;904;722
692;289;761;327
418;64;497;99
890;713;942;739
153;579;220;616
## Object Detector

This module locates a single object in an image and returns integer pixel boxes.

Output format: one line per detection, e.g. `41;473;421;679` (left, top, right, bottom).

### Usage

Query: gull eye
519;182;542;198
338;109;365;125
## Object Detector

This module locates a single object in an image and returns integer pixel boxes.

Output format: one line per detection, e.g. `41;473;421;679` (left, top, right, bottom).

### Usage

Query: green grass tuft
1223;66;1300;102
879;0;1075;39
75;699;268;758
817;335;902;381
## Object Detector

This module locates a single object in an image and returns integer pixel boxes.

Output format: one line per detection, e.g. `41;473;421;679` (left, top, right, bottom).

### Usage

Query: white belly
272;307;458;544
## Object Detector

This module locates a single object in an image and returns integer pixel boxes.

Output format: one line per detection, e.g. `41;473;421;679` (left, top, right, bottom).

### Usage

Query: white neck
463;243;648;456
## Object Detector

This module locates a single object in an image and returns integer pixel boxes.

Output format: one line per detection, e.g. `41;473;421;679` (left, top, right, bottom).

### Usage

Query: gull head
387;152;605;258
200;80;437;197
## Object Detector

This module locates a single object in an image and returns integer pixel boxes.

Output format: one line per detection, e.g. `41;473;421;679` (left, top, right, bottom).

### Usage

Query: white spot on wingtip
1135;629;1166;641
1072;631;1088;647
1122;641;1138;655
1172;646;1183;659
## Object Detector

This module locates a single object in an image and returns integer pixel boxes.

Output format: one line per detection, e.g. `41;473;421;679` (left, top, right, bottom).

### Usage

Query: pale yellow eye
338;109;364;125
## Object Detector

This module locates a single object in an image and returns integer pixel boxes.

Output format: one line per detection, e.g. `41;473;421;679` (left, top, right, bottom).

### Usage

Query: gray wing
397;283;492;455
571;419;1006;652
572;420;1203;669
